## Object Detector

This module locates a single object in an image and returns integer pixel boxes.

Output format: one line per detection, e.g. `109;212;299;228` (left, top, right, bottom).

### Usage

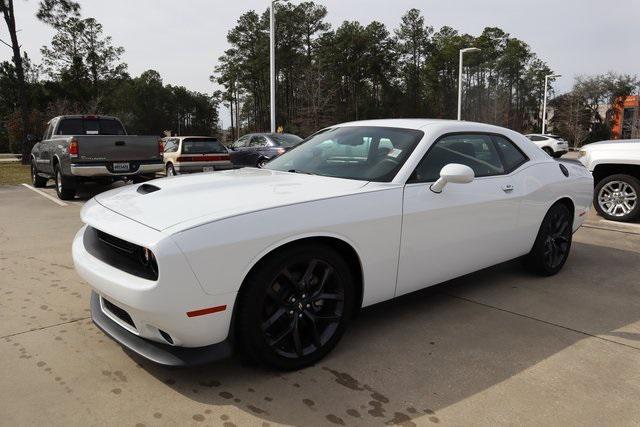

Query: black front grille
84;227;158;280
102;298;136;329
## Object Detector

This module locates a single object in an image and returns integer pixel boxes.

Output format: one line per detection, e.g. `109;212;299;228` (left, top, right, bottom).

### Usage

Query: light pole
269;0;279;133
542;73;561;134
457;47;481;121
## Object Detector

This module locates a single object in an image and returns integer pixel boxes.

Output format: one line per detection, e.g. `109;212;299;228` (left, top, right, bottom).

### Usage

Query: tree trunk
2;0;31;164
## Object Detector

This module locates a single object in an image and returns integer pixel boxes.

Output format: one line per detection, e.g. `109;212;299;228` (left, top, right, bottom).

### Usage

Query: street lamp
269;0;280;133
542;73;562;134
457;47;481;121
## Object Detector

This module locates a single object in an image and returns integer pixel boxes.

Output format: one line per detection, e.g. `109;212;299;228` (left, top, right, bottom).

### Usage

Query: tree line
1;0;638;160
215;3;559;139
0;0;220;159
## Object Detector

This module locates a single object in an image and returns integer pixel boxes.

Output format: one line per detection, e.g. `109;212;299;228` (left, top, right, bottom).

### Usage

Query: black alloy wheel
524;202;572;276
237;244;354;370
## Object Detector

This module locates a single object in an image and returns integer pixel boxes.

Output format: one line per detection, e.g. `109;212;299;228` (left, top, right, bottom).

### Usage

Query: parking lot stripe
21;183;68;207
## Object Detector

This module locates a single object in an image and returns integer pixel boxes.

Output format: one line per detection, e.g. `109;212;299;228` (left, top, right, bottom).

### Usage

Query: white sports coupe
73;119;593;370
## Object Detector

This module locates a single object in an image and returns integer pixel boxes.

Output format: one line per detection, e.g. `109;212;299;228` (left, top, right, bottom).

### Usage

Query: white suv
578;139;640;222
525;134;569;158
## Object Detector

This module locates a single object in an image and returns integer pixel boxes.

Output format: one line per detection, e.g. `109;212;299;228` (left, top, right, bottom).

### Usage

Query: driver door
396;133;527;296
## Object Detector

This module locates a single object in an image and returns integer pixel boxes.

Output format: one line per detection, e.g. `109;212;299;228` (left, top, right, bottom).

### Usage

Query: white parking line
21;183;68;207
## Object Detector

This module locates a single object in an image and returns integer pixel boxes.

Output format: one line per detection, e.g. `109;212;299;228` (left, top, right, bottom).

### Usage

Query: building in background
611;95;640;139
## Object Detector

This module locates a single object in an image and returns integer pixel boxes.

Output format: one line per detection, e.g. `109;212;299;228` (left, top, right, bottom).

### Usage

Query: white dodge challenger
72;119;593;370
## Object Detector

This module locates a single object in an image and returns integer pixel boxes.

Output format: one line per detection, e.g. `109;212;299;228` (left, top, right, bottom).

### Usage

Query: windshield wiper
288;169;316;175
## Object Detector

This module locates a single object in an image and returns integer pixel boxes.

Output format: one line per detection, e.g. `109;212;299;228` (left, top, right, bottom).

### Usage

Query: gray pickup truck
30;115;164;200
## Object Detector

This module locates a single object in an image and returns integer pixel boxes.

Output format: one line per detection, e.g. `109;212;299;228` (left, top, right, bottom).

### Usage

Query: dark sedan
229;133;303;168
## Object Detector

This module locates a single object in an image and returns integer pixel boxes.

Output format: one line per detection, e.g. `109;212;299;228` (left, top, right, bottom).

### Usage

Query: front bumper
73;202;238;358
71;162;164;177
91;292;232;366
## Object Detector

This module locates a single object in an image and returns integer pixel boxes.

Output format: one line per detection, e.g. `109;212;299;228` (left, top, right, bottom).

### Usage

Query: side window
164;139;178;153
43;123;53;141
250;136;267;147
234;136;249;148
412;134;504;182
493;135;528;172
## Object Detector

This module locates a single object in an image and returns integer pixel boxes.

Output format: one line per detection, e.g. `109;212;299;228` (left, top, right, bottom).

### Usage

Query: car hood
583;140;640;150
94;168;369;232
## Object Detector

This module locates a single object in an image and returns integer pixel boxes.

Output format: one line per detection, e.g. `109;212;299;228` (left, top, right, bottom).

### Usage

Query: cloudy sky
2;0;639;125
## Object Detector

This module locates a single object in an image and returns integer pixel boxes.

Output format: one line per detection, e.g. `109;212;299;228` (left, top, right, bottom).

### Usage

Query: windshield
269;133;302;147
182;138;227;154
265;126;424;182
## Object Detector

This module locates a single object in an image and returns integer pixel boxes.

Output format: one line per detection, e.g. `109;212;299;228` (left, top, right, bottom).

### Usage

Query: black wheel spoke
261;307;286;331
304;312;322;349
301;259;318;286
306;310;341;323
311;292;343;302
268;319;295;346
292;319;303;357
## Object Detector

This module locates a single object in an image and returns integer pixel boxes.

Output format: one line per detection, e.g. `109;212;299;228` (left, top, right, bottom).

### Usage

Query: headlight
139;247;158;277
577;150;587;159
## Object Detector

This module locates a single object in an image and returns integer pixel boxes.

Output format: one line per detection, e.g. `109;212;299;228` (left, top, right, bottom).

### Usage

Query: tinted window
494;135;528;172
56;118;126;135
266;126;424;182
250;136;268;147
234;136;250;148
412;134;504;182
269;133;303;147
182;138;227;154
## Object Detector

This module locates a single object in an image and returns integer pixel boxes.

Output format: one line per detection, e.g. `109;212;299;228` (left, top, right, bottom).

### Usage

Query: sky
2;0;639;127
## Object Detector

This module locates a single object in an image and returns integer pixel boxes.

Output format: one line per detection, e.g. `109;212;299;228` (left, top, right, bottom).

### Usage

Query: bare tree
0;0;79;162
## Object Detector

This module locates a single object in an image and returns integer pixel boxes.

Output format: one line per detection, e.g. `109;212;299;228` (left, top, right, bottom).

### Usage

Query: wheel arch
592;163;640;185
230;235;365;338
554;196;575;224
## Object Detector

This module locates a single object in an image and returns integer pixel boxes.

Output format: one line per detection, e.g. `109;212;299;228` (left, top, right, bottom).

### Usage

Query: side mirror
430;163;474;193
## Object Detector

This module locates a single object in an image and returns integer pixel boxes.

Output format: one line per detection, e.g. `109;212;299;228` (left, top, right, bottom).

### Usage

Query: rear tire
523;202;573;276
257;158;268;168
166;163;177;176
54;165;76;200
593;174;640;222
236;243;354;370
31;160;48;188
542;147;554;157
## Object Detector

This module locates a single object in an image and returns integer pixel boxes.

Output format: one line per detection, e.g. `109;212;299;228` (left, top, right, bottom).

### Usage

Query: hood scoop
137;184;161;195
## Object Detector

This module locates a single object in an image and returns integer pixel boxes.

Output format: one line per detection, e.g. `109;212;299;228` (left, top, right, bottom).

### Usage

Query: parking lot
2;181;640;426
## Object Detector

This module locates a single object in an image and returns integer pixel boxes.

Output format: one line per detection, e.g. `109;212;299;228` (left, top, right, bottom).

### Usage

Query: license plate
112;162;130;172
203;167;214;172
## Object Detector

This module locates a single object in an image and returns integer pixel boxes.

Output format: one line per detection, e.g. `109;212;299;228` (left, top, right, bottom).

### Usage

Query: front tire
236;243;355;370
166;163;177;176
31;160;48;188
257;158;268;169
594;174;640;222
54;165;76;200
524;202;573;276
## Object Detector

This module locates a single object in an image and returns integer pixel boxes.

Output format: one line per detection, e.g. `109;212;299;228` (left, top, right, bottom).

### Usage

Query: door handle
502;184;514;193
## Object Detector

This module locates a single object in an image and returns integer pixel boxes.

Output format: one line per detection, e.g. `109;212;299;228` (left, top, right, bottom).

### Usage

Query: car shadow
129;241;640;426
